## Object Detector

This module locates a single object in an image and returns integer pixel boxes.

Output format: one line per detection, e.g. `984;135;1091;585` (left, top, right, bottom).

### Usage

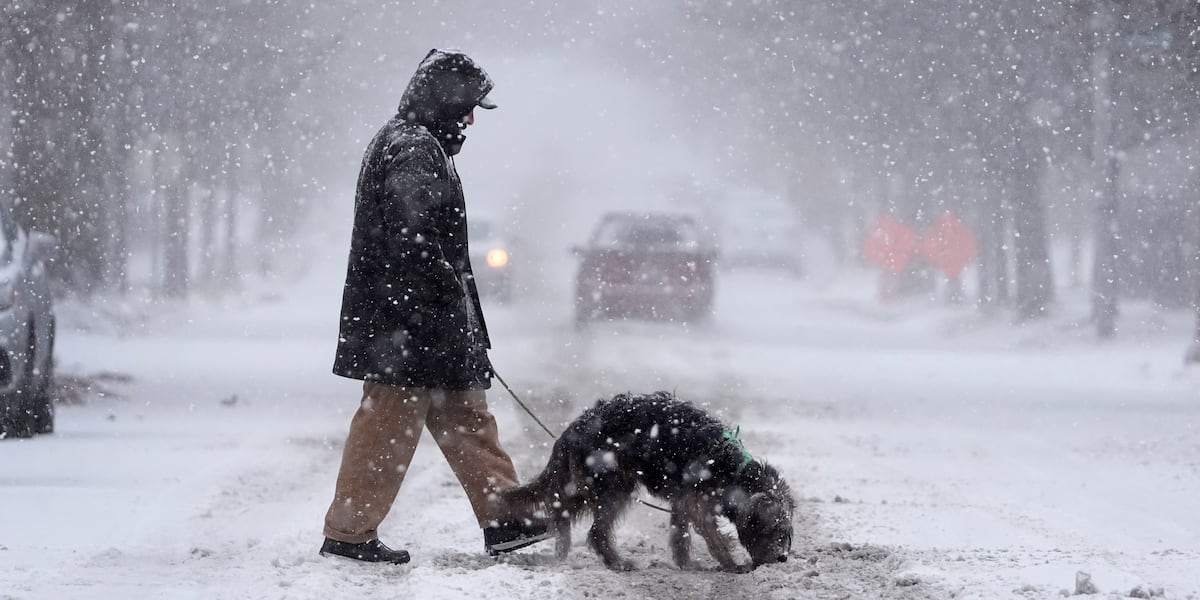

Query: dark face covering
429;120;467;157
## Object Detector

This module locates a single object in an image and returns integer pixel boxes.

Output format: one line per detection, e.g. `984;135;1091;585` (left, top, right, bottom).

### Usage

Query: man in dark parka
320;49;549;564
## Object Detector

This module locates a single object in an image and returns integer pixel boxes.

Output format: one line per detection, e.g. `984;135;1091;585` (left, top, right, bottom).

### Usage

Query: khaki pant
323;382;519;544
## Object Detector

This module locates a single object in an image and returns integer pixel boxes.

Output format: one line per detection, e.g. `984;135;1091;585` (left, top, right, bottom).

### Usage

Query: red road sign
918;212;976;278
863;214;917;273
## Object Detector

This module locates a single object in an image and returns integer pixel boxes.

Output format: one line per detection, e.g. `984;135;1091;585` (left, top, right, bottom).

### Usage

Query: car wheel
32;318;55;435
32;395;53;434
1;404;35;439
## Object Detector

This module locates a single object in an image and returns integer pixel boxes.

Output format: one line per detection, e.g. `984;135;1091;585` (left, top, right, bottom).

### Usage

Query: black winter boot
320;537;411;564
483;520;553;555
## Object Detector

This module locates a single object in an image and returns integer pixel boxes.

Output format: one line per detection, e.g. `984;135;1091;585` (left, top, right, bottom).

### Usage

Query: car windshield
593;216;699;249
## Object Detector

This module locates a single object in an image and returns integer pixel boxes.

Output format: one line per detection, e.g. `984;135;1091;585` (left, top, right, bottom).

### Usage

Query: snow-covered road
2;257;1197;599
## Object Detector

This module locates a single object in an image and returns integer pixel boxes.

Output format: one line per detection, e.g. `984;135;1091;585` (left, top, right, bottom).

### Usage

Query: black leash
492;366;672;514
492;368;559;439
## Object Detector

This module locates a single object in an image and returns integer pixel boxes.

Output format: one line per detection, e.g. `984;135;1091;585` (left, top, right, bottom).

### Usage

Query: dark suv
572;212;716;327
0;203;56;438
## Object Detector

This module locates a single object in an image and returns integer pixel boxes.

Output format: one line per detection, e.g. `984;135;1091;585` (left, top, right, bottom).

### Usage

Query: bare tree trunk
106;1;142;296
77;0;114;293
198;187;217;288
158;137;190;299
0;40;8;196
6;6;66;238
1092;154;1121;338
1187;199;1200;363
1090;0;1120;338
162;181;190;299
222;157;241;288
256;153;282;277
1067;165;1088;288
976;179;1009;314
106;150;131;295
1010;144;1055;321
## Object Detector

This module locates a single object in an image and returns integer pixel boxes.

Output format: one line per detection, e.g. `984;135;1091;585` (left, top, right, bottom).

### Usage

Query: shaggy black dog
503;391;794;572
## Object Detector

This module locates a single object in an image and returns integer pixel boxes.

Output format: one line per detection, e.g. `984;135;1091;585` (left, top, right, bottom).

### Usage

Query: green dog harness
723;425;754;471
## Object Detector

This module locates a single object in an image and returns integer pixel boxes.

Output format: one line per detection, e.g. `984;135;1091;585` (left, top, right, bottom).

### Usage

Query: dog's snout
777;554;788;563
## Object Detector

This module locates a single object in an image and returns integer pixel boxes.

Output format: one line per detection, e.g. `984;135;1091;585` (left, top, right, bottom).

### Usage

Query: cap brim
477;95;498;110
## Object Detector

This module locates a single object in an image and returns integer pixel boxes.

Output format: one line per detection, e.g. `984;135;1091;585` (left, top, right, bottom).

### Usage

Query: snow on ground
1;245;1198;599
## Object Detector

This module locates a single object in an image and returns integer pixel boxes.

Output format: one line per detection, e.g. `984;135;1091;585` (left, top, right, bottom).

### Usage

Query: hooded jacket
332;50;494;389
398;49;495;156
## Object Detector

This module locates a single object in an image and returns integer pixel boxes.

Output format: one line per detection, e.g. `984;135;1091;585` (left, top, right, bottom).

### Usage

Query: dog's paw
676;560;711;572
554;540;571;561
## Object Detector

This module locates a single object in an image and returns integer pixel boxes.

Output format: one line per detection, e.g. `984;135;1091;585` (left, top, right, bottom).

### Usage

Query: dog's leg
694;505;751;573
672;496;715;571
552;489;587;561
588;492;635;571
669;501;692;568
554;512;572;560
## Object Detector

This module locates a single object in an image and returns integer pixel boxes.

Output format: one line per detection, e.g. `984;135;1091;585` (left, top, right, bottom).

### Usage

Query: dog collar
723;425;754;471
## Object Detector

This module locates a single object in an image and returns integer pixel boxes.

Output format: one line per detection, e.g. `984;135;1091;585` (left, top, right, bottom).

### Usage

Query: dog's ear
775;478;796;508
744;460;792;499
739;462;780;494
759;497;788;525
741;461;765;481
766;467;796;509
729;491;770;528
758;463;782;487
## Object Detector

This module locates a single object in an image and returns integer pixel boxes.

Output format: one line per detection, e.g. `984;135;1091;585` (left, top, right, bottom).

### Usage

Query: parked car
572;211;716;327
468;214;515;304
0;204;56;439
709;188;804;276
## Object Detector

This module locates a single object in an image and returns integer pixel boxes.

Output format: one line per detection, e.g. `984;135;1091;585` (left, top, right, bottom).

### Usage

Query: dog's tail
504;436;572;510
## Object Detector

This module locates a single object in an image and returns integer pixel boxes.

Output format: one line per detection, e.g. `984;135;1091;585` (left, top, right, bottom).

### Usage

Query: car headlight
486;248;509;268
0;279;14;310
